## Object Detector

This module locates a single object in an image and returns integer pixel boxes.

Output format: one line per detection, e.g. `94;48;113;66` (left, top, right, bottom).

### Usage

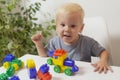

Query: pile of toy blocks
26;59;37;79
37;64;52;80
0;54;52;80
0;54;24;80
26;59;52;80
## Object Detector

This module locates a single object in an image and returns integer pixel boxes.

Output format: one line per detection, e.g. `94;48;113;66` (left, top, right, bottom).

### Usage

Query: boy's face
56;12;84;45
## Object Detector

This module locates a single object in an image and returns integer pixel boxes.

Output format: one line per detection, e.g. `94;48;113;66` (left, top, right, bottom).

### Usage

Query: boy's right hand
31;31;42;46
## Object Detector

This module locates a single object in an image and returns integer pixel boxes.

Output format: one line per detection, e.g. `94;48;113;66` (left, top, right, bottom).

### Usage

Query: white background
23;0;120;66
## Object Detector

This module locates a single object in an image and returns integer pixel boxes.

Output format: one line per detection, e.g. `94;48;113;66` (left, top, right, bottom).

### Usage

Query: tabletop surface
0;54;120;80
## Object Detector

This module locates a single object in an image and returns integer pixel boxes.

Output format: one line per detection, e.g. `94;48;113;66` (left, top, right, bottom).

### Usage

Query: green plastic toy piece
64;68;72;76
6;66;15;77
0;73;8;80
47;58;53;65
54;65;61;73
12;59;22;68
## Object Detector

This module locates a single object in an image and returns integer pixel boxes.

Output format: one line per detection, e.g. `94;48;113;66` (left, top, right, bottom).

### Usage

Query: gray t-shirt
45;35;105;62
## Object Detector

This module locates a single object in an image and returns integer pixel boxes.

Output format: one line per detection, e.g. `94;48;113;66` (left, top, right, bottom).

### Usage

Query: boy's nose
64;26;70;32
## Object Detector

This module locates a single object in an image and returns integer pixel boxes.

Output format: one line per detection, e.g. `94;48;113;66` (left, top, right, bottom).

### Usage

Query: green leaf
32;18;38;20
35;7;39;11
32;8;36;13
5;25;10;29
0;26;3;29
7;4;14;11
7;41;13;50
0;0;6;4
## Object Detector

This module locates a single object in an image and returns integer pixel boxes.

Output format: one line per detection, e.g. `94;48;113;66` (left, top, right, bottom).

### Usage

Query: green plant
0;0;55;66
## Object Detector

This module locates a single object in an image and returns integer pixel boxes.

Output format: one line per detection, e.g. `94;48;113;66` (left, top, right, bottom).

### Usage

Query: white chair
82;16;112;64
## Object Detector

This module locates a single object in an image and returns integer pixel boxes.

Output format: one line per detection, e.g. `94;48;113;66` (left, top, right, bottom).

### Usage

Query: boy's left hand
91;61;113;74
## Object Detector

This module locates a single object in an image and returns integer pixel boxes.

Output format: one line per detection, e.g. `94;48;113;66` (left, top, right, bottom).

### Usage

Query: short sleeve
91;40;105;57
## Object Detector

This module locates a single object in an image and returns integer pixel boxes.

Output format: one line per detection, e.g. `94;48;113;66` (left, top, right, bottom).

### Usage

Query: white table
0;54;120;80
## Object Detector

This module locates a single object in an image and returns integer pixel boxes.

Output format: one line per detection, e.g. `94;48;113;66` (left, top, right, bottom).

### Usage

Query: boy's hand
31;31;42;46
91;61;113;74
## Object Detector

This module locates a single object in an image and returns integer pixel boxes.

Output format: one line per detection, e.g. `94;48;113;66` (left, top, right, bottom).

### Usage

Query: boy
31;3;113;73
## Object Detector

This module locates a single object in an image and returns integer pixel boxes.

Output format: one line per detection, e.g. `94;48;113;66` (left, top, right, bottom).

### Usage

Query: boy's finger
108;66;113;72
94;66;100;72
38;31;42;37
98;67;103;73
104;67;107;74
31;35;36;40
91;63;97;67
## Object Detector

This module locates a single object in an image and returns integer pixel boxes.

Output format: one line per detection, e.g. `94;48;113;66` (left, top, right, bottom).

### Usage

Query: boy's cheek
56;29;60;35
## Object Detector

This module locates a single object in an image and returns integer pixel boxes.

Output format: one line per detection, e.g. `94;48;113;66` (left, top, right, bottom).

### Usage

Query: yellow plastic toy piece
3;62;10;69
12;63;19;71
26;59;35;69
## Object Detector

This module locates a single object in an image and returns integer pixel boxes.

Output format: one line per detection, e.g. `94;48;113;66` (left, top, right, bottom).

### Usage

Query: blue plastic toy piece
3;54;15;63
29;68;37;79
72;65;79;72
48;50;54;57
64;58;75;67
40;64;49;74
9;76;20;80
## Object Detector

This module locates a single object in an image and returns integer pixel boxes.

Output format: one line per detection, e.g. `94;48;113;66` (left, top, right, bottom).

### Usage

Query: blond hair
56;3;84;21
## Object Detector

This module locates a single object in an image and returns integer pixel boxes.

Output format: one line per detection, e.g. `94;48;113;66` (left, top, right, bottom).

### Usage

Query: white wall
25;0;120;66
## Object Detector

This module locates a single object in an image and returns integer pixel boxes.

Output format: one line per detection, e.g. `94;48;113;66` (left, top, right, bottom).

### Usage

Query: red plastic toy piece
37;70;52;80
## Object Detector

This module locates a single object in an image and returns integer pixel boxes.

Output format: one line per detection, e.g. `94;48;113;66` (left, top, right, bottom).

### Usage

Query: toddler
31;2;113;73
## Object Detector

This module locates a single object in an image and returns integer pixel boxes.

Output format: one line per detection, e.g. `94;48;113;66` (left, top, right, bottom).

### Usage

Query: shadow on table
73;67;85;76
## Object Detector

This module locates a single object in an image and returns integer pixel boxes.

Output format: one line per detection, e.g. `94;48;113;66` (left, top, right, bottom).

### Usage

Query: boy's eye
71;25;76;28
61;24;65;27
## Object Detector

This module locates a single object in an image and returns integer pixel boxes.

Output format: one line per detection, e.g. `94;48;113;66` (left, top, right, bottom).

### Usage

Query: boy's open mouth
63;34;71;37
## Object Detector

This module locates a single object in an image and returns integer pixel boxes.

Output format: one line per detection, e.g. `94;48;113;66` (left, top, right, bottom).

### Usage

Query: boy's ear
79;23;84;33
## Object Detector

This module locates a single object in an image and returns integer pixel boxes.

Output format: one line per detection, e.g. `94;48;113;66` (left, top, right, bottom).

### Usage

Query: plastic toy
3;54;24;70
11;59;24;70
47;49;79;76
12;59;23;67
26;59;37;79
40;64;49;74
1;54;24;80
3;59;24;70
3;54;15;63
6;66;15;77
37;64;52;80
0;73;8;80
26;59;36;69
9;76;20;80
29;68;37;79
3;62;10;69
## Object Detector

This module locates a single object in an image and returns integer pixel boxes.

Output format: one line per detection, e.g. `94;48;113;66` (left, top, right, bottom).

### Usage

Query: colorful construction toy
1;54;24;80
47;49;79;76
1;54;53;80
3;54;24;70
26;59;37;79
37;64;52;80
